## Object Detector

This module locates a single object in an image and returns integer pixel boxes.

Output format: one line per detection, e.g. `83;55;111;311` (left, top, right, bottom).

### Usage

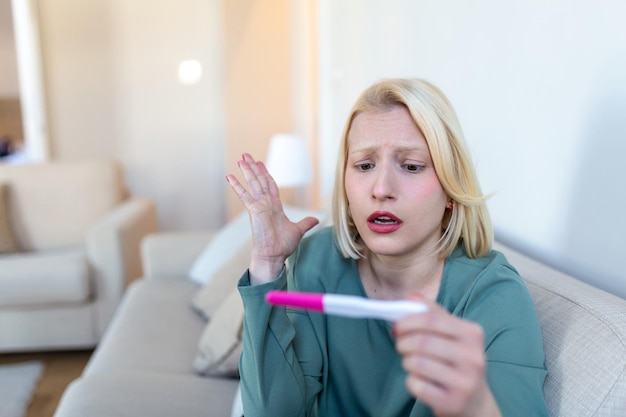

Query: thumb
407;292;441;313
407;292;426;302
296;216;320;236
407;292;438;310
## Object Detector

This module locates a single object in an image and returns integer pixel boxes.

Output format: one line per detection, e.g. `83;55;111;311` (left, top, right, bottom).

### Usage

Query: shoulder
445;246;526;301
442;245;538;329
447;246;518;278
288;226;355;292
445;246;544;358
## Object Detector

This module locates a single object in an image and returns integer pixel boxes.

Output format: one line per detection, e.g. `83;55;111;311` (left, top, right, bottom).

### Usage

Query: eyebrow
349;144;430;155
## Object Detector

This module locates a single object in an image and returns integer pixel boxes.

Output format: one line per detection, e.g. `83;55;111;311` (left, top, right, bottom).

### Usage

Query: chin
359;236;406;257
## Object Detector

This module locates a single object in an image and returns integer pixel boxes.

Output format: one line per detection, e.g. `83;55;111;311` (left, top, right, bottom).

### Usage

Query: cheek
344;173;360;205
407;176;448;206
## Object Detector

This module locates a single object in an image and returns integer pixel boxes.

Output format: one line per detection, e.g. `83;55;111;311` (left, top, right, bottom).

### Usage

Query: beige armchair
0;159;158;352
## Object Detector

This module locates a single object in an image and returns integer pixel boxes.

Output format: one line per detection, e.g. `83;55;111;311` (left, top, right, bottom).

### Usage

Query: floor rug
0;361;44;417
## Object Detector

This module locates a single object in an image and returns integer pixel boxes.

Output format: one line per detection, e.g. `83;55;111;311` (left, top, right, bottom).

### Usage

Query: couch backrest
495;242;626;417
0;159;126;251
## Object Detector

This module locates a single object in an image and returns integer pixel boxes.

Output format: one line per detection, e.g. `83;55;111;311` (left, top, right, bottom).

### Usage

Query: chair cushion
0;159;125;251
0;248;91;307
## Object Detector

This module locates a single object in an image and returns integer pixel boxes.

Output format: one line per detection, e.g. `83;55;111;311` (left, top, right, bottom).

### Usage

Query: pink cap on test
266;291;325;312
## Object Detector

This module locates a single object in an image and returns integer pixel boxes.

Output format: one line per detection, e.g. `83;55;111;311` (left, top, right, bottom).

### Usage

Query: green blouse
238;227;548;417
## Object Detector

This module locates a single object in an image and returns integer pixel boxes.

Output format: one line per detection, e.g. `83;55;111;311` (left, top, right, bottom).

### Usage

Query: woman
226;78;548;417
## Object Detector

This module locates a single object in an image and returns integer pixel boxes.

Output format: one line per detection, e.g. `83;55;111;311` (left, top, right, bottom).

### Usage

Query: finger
405;373;454;411
225;174;256;207
402;350;463;389
404;345;485;384
394;301;481;343
396;329;458;366
256;160;280;198
237;155;266;196
242;153;270;193
406;367;488;416
396;318;485;369
405;370;445;400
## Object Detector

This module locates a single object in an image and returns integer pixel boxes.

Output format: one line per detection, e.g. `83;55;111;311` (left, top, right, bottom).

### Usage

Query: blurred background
1;0;624;298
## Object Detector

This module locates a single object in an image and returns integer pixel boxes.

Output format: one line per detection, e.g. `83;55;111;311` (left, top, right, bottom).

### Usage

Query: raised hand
226;153;319;285
394;295;501;417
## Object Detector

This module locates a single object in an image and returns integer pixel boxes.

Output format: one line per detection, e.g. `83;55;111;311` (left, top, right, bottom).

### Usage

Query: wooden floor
0;349;93;417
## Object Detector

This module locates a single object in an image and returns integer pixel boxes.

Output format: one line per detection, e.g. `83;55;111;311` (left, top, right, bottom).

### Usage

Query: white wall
29;0;302;230
37;0;226;231
108;0;226;231
318;0;626;298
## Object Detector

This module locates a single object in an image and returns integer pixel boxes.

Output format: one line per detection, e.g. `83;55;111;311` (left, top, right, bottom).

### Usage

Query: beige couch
0;159;158;352
53;227;626;416
54;230;243;417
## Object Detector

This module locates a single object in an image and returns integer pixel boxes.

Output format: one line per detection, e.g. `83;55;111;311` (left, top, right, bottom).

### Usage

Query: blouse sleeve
237;268;324;417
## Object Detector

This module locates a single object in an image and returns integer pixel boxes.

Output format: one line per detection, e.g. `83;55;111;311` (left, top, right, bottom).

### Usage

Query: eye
404;163;424;173
357;162;375;171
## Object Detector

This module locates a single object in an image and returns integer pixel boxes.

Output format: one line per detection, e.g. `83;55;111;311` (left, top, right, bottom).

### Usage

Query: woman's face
344;105;448;259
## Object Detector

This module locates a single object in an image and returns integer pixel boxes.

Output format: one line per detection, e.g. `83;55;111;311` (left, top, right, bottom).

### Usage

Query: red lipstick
367;211;403;233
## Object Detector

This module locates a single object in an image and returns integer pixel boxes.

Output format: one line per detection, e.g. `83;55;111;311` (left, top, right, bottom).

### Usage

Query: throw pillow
0;183;19;254
188;207;328;286
190;238;252;319
193;287;244;377
187;211;250;285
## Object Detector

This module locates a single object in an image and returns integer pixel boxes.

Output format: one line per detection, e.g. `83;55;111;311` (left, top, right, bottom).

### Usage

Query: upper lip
367;211;402;224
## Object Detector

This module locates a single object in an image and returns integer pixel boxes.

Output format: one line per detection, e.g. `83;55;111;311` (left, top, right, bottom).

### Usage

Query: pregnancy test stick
266;290;427;322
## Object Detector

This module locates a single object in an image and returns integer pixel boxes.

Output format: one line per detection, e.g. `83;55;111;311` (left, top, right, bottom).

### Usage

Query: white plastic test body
266;290;428;322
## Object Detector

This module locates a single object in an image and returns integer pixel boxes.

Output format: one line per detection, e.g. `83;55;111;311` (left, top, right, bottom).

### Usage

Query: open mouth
372;216;399;225
368;211;401;223
367;212;402;233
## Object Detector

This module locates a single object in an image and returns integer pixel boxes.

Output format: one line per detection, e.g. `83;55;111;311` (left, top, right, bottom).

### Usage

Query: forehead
347;105;428;151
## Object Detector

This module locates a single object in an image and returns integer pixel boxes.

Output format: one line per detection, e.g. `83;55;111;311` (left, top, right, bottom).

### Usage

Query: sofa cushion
190;238;251;319
0;159;125;251
0;183;19;254
84;278;206;376
54;371;239;417
0;248;91;307
193;287;243;377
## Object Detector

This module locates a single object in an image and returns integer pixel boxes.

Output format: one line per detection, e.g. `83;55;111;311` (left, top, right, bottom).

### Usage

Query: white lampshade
265;133;313;188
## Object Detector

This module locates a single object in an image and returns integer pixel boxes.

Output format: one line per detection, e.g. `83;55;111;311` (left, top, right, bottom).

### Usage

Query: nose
371;164;396;201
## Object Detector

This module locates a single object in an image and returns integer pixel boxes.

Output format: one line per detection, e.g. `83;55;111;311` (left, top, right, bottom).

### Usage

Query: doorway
0;0;48;164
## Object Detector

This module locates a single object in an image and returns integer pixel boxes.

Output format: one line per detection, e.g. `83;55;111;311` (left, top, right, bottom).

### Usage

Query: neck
358;251;444;301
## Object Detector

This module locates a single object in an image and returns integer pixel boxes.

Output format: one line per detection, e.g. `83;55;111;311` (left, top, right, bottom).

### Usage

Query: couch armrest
141;231;215;279
86;197;159;337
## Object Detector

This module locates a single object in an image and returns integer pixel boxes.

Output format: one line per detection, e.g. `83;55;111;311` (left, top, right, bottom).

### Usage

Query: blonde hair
331;78;493;259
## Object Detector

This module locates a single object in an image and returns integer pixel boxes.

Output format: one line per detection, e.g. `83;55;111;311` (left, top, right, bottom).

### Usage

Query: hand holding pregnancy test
266;290;428;322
